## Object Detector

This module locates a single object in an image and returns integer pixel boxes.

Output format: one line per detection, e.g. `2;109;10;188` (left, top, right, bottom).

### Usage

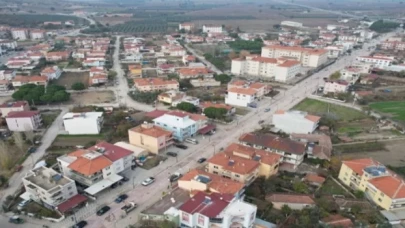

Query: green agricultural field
369;101;405;122
110;20;168;33
293;98;367;121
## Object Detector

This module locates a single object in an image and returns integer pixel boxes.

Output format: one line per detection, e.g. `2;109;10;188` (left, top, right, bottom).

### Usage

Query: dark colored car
27;147;37;153
110;183;118;189
15;165;23;172
169;173;183;182
175;144;188;150
114;194;128;203
96;206;110;216
122;176;129;182
197;158;206;163
73;220;88;228
166;152;178;157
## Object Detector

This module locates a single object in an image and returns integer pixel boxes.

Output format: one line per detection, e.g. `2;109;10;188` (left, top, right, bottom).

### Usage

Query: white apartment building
63;112;103;135
231;55;301;82
280;21;303;28
0;40;18;50
356;56;393;68
22;166;78;208
338;34;364;43
272;110;320;134
261;45;328;68
6;111;42;131
179;22;194;31
11;29;28;40
340;66;364;83
225;80;269;107
202;25;222;33
41;66;62;80
325;45;345;58
30;30;45;40
323;80;349;94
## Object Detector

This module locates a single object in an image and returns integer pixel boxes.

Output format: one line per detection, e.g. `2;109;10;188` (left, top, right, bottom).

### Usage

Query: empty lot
70;91;116;104
55;72;90;89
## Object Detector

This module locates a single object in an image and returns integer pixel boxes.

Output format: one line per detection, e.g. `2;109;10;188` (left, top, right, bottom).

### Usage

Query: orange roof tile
277;60;300;67
228;87;257;96
177;67;211;76
225;143;281;166
266;193;315;205
342;158;381;175
275;110;285;114
200;102;233;111
321;214;354;227
13;75;47;83
304;173;326;184
305;114;321;123
208;152;260;175
68;152;112;176
368;175;405;199
129;124;172;138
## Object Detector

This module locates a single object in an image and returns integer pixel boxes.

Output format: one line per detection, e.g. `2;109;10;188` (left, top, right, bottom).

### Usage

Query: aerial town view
0;0;405;227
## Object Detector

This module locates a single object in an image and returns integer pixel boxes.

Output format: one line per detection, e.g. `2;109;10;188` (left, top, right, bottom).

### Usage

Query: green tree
281;205;292;217
71;82;85;90
370;20;400;33
214;74;232;84
108;70;117;80
204;107;228;119
293;182;309;193
179;79;193;89
329;71;341;80
167;73;179;80
176;102;197;113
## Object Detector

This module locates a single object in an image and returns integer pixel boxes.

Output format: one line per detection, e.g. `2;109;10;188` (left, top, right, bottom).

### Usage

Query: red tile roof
179;192;233;217
0;101;28;108
225;143;281;166
228;87;257;96
145;110;169;119
200;102;233;111
239;133;306;155
342;158;381;175
129;124;172;138
321;214;354;227
68;152;112;176
7;111;39;118
368;175;405;199
304;173;326;185
88;141;132;162
56;194;87;213
208;152;260;175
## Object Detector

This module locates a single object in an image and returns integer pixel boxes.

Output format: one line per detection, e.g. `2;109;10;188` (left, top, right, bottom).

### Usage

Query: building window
213;166;218;169
213;171;218;174
378;198;382;202
67;186;72;190
380;192;384;197
235;174;240;178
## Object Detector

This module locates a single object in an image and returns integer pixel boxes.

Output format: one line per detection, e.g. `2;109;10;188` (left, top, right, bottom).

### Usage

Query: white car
141;177;155;186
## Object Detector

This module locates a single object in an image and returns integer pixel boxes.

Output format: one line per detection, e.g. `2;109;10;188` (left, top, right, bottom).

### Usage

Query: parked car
17;200;31;210
121;202;138;214
110;183;118;189
264;108;271;112
169;173;183;182
114;194;128;203
258;120;265;124
27;146;36;153
141;177;155;186
9;215;24;224
15;165;23;172
166;152;178;157
122;176;129;182
175;144;188;150
96;206;110;216
72;220;88;228
197;158;206;163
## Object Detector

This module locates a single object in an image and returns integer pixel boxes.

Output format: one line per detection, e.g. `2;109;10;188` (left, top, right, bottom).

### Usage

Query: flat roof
84;174;122;195
24;166;72;191
63;112;103;120
114;141;147;157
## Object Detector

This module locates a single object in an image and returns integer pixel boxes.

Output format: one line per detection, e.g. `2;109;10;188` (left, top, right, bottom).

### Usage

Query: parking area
142;188;190;215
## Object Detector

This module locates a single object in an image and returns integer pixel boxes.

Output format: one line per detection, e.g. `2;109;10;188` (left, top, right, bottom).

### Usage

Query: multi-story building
261;45;328;68
338;158;405;211
381;41;405;51
40;66;62;80
0;40;18;50
272;110;320;134
6;111;42;131
338;34;364;43
323;80;349;94
202;25;222;33
30;30;45;40
22;166;78;208
325;45;346;58
177;67;213;79
45;51;71;62
239;133;307;169
340;66;363;83
128;123;173;154
11;29;28;40
356;56;393;68
63;112;103;135
158;90;199;107
225;80;270;107
179;22;194;31
133;78;179;92
0;101;29;117
128;64;142;77
153;111;207;141
0;80;11;92
231;55;301;82
12;76;48;88
57;142;133;196
178;192;257;228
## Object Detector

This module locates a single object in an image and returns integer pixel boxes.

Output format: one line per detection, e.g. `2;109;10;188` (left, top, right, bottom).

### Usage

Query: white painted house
356;56;393;68
202;25;222;33
6;111;42;132
323;80;349;94
272;110;320;134
40;66;62;80
63;112;103;135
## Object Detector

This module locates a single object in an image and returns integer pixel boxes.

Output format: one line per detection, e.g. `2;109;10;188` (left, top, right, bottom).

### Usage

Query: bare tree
0;141;12;170
13;132;26;154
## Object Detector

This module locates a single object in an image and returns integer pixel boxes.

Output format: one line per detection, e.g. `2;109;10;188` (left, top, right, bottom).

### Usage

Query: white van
185;138;198;144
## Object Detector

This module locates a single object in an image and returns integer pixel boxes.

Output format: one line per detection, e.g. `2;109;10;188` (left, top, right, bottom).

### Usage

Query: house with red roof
41;66;62;80
272;110;320;134
6;110;42;131
57;142;134;196
0;100;30;117
178;191;257;228
266;193;316;210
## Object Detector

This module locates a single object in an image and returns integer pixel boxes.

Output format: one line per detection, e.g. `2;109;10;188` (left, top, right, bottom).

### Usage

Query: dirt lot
55;72;90;89
52;135;105;147
70;91;115;104
343;139;405;166
0;96;12;104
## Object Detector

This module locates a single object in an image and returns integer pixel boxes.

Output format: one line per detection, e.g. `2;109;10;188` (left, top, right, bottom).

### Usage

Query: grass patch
318;178;352;197
369;101;405;123
52;135;105;148
294;98;367;121
41;110;61;128
235;107;249;116
141;155;167;170
23;202;61;219
334;142;385;153
336;126;363;136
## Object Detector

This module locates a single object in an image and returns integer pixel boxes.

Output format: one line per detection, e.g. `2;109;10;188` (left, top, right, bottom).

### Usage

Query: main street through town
0;25;394;228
